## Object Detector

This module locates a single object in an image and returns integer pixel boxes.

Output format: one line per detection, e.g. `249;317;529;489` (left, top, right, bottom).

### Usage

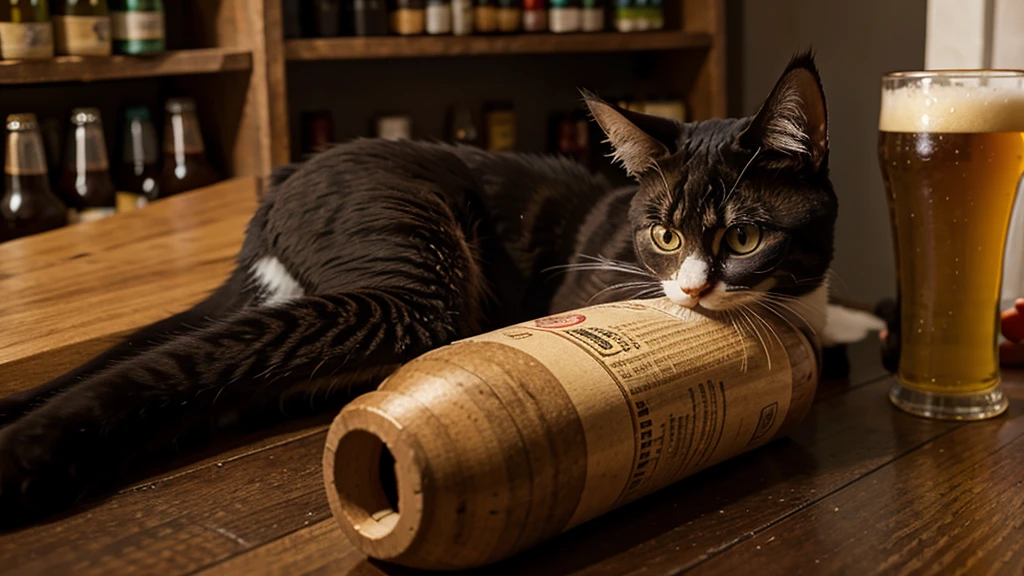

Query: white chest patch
250;256;305;306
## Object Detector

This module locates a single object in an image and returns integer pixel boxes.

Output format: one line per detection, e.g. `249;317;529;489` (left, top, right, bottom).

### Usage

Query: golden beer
878;71;1024;419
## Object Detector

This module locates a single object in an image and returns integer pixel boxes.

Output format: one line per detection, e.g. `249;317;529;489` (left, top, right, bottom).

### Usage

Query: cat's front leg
0;395;117;525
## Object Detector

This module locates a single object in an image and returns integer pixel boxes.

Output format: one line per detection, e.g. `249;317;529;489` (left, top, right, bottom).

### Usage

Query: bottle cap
6;113;38;131
165;97;197;114
124;106;152;122
70;108;102;125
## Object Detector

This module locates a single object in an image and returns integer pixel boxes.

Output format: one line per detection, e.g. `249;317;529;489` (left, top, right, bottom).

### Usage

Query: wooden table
1;178;1023;575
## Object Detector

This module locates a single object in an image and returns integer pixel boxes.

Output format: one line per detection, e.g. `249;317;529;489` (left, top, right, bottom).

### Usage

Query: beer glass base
889;381;1009;420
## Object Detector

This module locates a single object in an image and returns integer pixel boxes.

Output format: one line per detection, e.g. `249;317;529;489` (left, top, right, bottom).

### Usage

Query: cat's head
585;53;837;313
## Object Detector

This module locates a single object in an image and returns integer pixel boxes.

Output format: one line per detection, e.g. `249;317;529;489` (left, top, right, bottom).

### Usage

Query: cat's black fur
0;53;837;526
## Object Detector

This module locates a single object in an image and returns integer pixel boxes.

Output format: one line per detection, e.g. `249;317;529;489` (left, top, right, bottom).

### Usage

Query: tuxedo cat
0;54;837;526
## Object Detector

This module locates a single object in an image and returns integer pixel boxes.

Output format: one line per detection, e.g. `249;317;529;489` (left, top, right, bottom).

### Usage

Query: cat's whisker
758;300;810;345
587;281;662;304
724;145;761;205
758;297;819;338
736;306;771;370
745;305;785;350
725;310;748;373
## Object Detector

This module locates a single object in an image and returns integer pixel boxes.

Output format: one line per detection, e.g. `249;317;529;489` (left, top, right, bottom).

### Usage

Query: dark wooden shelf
0;48;253;85
285;31;712;61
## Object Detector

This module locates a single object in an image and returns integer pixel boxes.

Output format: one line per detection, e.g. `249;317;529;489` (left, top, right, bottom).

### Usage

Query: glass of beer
878;70;1024;420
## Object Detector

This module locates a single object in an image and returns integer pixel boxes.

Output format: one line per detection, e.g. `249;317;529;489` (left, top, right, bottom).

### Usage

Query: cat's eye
725;224;762;255
650;225;683;252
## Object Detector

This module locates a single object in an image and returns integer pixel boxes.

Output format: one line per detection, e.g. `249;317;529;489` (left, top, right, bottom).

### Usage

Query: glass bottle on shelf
283;0;302;38
0;0;54;60
452;0;472;35
581;0;604;31
109;0;164;55
496;0;520;33
311;0;342;37
52;0;112;56
474;0;497;33
484;101;515;152
550;0;581;33
375;114;412;140
391;0;425;35
521;0;544;32
158;97;220;198
614;0;637;32
447;106;478;146
1;114;67;243
352;0;388;36
301;110;335;156
58;108;117;223
115;105;159;211
425;0;451;35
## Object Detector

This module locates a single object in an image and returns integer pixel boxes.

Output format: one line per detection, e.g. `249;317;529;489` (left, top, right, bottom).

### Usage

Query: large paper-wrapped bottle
323;299;819;570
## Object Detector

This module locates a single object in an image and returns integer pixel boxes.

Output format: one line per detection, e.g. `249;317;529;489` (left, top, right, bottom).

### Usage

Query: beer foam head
880;80;1024;133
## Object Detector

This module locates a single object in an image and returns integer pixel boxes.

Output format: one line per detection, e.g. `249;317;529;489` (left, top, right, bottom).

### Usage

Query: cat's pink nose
681;283;711;299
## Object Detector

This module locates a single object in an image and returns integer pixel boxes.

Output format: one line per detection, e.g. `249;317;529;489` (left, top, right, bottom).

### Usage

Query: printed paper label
465;299;802;527
53;15;112;56
111;11;165;41
0;22;54;60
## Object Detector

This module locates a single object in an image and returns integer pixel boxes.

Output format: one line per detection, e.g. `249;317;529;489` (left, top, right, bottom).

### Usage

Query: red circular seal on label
534;313;586;329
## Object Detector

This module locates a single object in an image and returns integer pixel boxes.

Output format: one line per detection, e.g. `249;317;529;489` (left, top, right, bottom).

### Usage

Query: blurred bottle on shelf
375;114;412;140
352;0;388;35
1;114;67;243
474;0;496;33
311;0;342;37
159;98;220;198
0;0;54;60
447;105;478;146
301;110;335;156
110;0;164;55
452;0;472;35
425;0;451;34
647;0;663;29
483;101;515;151
496;0;520;32
52;0;112;56
59;108;116;223
581;0;603;31
115;105;159;211
391;0;425;35
521;0;545;32
614;0;636;32
549;0;580;33
283;0;303;38
550;110;589;167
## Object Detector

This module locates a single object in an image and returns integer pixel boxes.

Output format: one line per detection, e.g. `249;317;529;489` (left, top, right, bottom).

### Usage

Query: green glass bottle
109;0;163;55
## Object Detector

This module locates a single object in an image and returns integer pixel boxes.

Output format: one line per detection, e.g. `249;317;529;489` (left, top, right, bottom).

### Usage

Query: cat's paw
0;419;93;528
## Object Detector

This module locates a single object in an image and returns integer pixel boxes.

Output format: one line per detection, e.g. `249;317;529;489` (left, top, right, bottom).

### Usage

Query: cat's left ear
582;89;683;178
738;52;828;171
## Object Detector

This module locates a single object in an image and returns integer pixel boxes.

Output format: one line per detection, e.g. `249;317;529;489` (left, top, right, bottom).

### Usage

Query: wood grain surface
1;179;1021;574
0;48;252;85
0;177;258;397
285;31;713;61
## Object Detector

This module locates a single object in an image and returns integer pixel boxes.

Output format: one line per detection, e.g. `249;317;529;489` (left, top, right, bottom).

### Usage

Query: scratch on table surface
206;524;252;548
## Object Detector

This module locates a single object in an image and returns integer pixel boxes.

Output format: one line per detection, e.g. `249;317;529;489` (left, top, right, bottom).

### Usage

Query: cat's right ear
582;90;682;178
